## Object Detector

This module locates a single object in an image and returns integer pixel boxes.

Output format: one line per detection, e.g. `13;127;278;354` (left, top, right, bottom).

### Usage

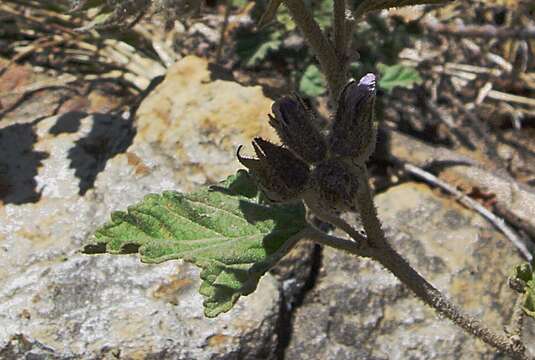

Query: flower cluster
238;73;377;212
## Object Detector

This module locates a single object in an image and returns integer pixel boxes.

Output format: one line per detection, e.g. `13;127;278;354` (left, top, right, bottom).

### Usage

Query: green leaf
511;261;535;319
276;8;296;32
513;263;533;283
377;63;422;93
524;287;535;318
83;170;307;317
299;64;327;97
79;11;115;30
312;0;333;29
235;30;283;67
522;268;535;318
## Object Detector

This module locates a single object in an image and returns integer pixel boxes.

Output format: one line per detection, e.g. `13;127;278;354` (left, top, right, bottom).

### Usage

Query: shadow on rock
0;123;49;204
0;74;165;203
49;111;85;135
66;113;135;195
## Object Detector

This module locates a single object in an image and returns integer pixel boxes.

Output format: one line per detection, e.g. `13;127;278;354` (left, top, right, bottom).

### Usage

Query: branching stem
313;169;529;359
305;196;368;248
305;226;365;255
353;167;388;249
371;243;528;359
283;0;346;100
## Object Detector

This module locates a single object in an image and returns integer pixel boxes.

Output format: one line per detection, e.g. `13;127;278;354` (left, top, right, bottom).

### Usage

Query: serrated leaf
354;0;453;19
299;64;327;97
377;63;422;93
83;170;307;317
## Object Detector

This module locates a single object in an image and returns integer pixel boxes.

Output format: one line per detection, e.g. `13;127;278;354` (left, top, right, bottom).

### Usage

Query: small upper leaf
83;170;307;317
377;63;423;93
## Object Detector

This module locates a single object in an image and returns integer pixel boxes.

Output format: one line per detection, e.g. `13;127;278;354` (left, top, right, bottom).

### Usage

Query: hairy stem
333;0;347;59
339;165;528;358
354;167;388;248
508;294;525;339
305;196;368;247
333;0;354;94
305;226;365;255
371;244;528;359
283;0;346;100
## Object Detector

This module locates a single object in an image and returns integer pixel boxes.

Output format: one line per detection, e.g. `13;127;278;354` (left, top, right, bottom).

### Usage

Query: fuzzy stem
305;226;365;255
333;0;347;59
508;294;526;339
371;244;528;359
305;196;368;248
342;165;528;358
283;0;346;100
354;167;388;248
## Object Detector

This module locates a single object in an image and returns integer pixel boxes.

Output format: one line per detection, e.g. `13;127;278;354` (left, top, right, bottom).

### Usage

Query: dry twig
425;21;535;40
402;162;532;261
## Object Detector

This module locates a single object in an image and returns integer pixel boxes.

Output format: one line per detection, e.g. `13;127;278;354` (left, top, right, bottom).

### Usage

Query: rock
383;130;535;241
285;182;535;359
0;112;133;282
0;56;306;359
0;256;280;360
134;55;277;188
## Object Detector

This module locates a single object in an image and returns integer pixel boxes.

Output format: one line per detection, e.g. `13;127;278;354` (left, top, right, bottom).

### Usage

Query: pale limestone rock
0;56;285;359
133;55;277;188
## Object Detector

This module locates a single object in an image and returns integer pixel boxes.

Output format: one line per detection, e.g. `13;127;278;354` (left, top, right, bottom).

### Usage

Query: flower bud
237;137;310;202
329;73;377;162
310;158;360;212
269;96;327;164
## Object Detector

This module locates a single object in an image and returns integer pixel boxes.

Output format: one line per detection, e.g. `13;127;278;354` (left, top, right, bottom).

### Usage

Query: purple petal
358;73;376;93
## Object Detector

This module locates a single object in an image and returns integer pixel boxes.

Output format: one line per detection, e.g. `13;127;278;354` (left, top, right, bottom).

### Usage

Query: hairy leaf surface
83;170;307;317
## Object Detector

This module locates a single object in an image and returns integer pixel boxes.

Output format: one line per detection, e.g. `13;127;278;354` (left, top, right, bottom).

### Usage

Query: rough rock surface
0;56;301;359
285;183;535;359
134;56;277;189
